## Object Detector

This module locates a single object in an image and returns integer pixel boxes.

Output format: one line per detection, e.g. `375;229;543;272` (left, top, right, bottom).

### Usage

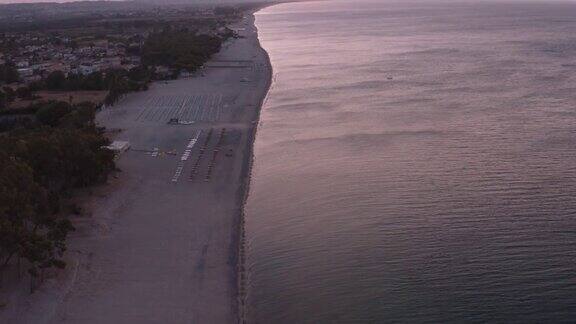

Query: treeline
0;86;42;110
42;68;151;105
0;87;11;110
0;64;19;84
0;100;115;284
141;29;224;72
0;67;153;108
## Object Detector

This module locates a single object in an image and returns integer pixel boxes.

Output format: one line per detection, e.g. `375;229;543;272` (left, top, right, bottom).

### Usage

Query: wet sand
0;11;271;324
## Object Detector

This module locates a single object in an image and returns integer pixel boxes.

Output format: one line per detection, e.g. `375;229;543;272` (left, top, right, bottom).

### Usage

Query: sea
245;0;576;322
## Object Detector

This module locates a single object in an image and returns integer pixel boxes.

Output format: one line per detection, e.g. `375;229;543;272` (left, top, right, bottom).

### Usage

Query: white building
79;64;97;75
16;60;29;68
103;141;131;154
17;68;33;77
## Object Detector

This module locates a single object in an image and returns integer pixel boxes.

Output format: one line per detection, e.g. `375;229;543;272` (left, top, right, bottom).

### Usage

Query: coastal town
1;31;144;84
0;2;240;109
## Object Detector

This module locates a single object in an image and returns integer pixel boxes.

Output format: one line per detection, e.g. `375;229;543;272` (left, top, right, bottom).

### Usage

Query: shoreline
234;6;275;323
0;7;274;324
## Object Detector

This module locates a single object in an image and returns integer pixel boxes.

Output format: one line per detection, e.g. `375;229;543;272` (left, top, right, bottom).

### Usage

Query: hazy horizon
0;0;275;5
1;0;576;6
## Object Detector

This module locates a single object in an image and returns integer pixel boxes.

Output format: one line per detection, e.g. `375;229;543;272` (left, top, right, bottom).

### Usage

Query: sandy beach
0;10;271;324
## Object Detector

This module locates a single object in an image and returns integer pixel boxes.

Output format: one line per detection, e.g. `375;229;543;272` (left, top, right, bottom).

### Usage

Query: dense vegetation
0;68;152;109
0;88;10;110
0;64;19;84
141;29;225;72
0;100;115;283
42;68;151;105
44;68;152;92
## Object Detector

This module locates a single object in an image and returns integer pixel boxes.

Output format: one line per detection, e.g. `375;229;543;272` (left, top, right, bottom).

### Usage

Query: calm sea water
246;1;576;322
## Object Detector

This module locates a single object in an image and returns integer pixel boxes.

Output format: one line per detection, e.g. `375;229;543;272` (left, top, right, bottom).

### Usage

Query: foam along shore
0;10;272;324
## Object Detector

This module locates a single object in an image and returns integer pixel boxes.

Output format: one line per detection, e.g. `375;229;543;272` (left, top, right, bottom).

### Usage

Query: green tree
0;153;48;269
0;90;7;110
45;71;66;90
2;86;15;102
16;86;32;99
80;72;105;91
0;64;19;84
0;99;114;281
35;101;72;127
141;30;223;72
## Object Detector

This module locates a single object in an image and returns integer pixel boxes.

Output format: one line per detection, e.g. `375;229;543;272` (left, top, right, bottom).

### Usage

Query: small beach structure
103;140;131;154
168;118;194;125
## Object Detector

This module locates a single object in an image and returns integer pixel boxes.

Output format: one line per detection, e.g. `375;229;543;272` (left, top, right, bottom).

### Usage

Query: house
155;65;172;78
92;39;109;49
23;74;41;83
79;64;97;75
120;63;138;71
17;67;33;77
16;60;29;68
45;62;70;74
102;57;122;69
